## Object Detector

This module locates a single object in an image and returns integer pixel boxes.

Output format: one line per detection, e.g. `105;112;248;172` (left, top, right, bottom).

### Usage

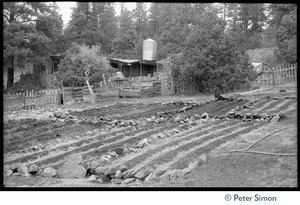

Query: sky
56;2;147;28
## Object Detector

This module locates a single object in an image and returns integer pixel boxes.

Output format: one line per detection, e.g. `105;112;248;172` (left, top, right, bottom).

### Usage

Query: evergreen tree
111;6;137;59
155;3;193;59
132;3;148;38
273;4;297;64
35;2;65;54
148;3;161;38
171;8;256;93
3;2;51;88
64;2;98;47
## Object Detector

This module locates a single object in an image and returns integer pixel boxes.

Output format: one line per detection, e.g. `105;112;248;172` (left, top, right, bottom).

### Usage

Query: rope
229;123;297;156
230;150;297;156
245;124;295;151
243;151;297;156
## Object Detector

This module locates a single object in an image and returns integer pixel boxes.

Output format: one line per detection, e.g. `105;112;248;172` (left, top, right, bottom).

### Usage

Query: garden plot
3;95;297;187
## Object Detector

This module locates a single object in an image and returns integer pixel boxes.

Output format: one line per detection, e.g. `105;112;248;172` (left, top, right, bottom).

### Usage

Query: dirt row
3;96;297;186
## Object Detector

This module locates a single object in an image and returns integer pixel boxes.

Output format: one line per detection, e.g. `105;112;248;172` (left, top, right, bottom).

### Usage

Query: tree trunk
86;79;96;103
7;56;14;89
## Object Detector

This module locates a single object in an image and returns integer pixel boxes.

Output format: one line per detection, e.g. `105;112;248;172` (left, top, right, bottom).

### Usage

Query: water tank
142;38;157;61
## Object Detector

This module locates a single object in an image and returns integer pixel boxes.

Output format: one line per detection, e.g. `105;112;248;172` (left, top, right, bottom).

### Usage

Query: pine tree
148;3;161;38
111;6;137;59
3;2;51;88
132;3;148;39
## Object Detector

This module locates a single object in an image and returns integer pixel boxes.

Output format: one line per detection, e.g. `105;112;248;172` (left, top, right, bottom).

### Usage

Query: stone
122;178;136;184
123;169;134;179
105;126;112;131
145;171;160;182
4;165;11;173
112;119;119;125
96;174;110;183
97;178;104;184
95;166;108;175
16;164;28;174
5;169;13;177
201;113;209;119
157;133;166;139
174;115;181;122
115;170;123;179
57;155;86;178
87;175;97;182
109;151;118;157
134;169;152;180
100;155;112;163
144;173;154;182
112;147;124;155
43;167;57;178
245;113;252;118
90;160;101;171
118;164;128;173
86;131;93;135
31;145;40;151
173;129;180;133
137;139;149;148
11;172;22;177
111;178;123;184
260;113;268;119
271;114;280;122
227;110;235;115
28;164;39;174
105;167;118;176
235;106;241;111
123;148;130;154
129;148;137;153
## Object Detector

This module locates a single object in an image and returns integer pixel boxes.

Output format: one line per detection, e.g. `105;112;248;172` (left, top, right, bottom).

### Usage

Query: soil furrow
4;126;135;165
169;121;268;170
270;99;297;114
145;121;252;168
260;99;286;112
254;99;277;111
4;123;95;153
123;121;239;170
252;98;272;109
25;123;177;168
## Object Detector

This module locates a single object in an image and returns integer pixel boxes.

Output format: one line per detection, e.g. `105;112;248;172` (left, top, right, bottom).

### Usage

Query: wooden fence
252;63;297;86
63;85;119;102
3;89;60;111
118;72;174;98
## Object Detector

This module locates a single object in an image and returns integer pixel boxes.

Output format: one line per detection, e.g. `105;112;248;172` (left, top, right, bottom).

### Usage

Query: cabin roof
109;58;157;66
109;58;140;64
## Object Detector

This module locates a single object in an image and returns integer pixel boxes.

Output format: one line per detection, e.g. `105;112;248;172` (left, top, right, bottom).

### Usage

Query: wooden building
251;62;275;85
109;58;157;78
251;62;274;73
50;55;64;74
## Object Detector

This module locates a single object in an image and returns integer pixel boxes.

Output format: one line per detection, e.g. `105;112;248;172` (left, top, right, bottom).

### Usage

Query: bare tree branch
71;76;87;79
3;14;10;23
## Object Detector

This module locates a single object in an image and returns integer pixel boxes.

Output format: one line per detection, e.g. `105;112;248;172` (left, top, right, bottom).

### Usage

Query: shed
251;62;274;73
109;58;157;78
